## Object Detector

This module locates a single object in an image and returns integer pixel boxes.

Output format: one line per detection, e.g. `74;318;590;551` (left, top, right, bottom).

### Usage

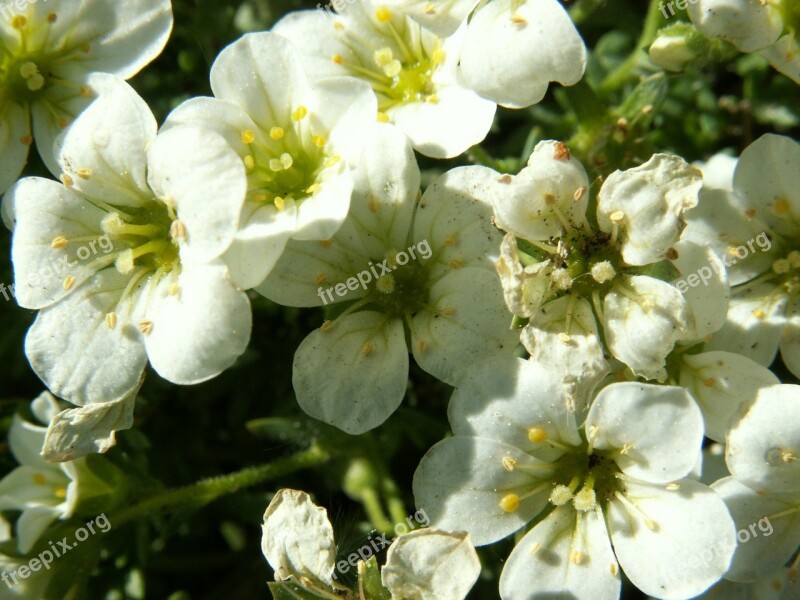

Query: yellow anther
773;259;791;274
426;95;440;104
361;342;374;356
432;48;446;64
321;320;333;332
499;493;520;513
54;486;67;499
619;443;634;455
318;239;333;248
244;155;255;170
424;2;436;14
549;484;573;506
443;234;458;246
569;550;585;565
375;6;393;22
497;174;513;185
47;12;58;23
306;183;321;195
324;155;341;168
33;473;46;484
105;312;117;330
702;378;716;387
666;483;680;491
315;273;327;285
527;427;548;444
270;126;285;140
377;112;391;123
374;47;394;66
19;62;38;78
417;339;428;354
448;259;463;269
77;168;92;180
553;142;571;160
138;321;154;335
773;198;791;215
574;186;587;201
61;174;74;188
27;74;45;91
58;117;69;129
376;274;396;294
292;106;308;121
610;563;619;577
544;193;557;206
368;198;380;213
511;13;528;26
439;307;456;317
383;59;402;78
241;130;255;144
558;333;571;344
63;276;76;290
251;193;268;202
170;220;187;240
645;518;659;532
11;15;27;28
609;210;625;223
20;135;33;145
332;53;344;64
333;20;345;30
169;283;180;296
502;456;517;472
274;197;286;212
574;487;597;512
269;158;284;172
312;135;327;148
116;250;135;275
591;261;616;284
753;309;766;319
51;236;68;249
79;86;91;97
280;153;294;170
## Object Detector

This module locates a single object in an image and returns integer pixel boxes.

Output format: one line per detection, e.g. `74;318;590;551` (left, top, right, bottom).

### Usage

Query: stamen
270;127;285;140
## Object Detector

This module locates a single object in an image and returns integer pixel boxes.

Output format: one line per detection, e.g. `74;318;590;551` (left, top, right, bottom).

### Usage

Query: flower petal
292;311;408;434
687;0;783;52
0;102;30;198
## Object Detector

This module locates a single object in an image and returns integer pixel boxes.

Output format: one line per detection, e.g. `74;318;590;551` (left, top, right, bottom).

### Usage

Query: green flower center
240;107;339;212
365;257;429;318
331;6;445;115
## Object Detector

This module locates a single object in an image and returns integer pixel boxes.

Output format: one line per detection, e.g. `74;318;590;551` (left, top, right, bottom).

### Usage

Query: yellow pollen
511;14;528;26
251;193;268;202
63;276;76;290
324;155;341;168
439;307;456;317
321;320;334;332
170;220;187;240
241;130;255;144
61;174;74;188
20;135;33;145
374;47;394;66
544;193;557;206
274;197;286;211
244;155;255;170
280;153;294;170
54;486;67;499
368;198;380;213
549;484;573;506
558;332;571;344
499;493;520;513
527;427;548;444
11;15;26;29
703;378;716;387
376;274;396;294
315;273;327;285
318;239;333;248
417;339;428;354
619;443;634;455
361;342;374;356
443;234;458;246
333;21;345;30
77;168;92;180
753;309;766;319
19;62;38;78
426;95;440;104
570;550;585;565
448;259;463;269
58;117;69;129
270;127;285;140
79;86;91;97
773;198;791;215
292;106;308;121
169;283;180;296
574;186;587;201
269;158;284;172
424;2;436;14
610;563;619;577
51;236;68;249
47;13;58;23
332;54;344;64
609;210;625;223
377;112;391;123
138;321;154;335
312;135;326;148
105;312;117;329
574;487;596;512
375;6;393;22
306;183;321;195
773;259;791;274
33;473;46;485
666;483;680;491
502;456;517;472
645;519;659;532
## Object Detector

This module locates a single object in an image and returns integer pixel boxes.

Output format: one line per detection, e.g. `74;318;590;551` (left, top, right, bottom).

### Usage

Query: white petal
24;269;147;406
493;140;590;241
733;134;800;239
695;152;738;191
412;436;551;546
705;282;788;365
781;315;800;380
410;267;518;386
588;382;703;483
54;76;155;206
670;240;730;340
261;489;336;586
147;126;245;263
16;504;62;554
499;506;620;600
759;34;800;84
0;466;66;512
42;392;137;462
602;275;690;381
607;478;736;599
382;0;480;37
726;384;800;495
31;391;62;425
382;529;481;600
292;311;408;434
0;102;30;197
521;295;610;412
143;263;251;385
9;414;47;469
712;477;800;582
687;0;783;52
679;351;780;443
597;154;702;266
8;177;114;310
496;233;552;318
459;0;587;108
448;355;582;457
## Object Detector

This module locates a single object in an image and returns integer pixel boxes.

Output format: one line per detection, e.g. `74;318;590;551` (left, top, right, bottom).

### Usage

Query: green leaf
358;557;391;600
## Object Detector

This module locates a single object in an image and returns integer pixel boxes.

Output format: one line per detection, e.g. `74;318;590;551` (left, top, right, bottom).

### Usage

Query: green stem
600;0;666;93
110;444;331;527
360;487;394;534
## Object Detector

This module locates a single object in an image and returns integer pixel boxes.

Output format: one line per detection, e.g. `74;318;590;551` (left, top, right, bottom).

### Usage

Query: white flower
0;393;105;554
258;124;517;434
383;0;587;108
690;567;798;600
687;0;799;83
271;1;496;158
163;32;377;289
0;0;173;197
3;78;252;406
713;384;800;582
684;134;800;378
414;355;737;600
476;140;725;385
261;488;481;600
